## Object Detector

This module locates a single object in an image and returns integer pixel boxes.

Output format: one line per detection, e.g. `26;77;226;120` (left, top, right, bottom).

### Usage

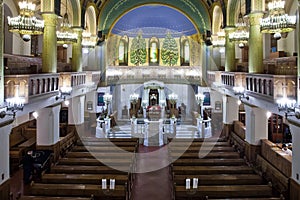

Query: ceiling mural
111;5;197;38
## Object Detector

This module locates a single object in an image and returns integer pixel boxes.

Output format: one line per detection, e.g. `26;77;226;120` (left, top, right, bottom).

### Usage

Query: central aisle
132;145;173;200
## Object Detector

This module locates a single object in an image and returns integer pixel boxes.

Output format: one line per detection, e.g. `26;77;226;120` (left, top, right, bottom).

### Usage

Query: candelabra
168;93;178;118
0;97;25;119
103;93;113;117
276;98;300;119
233;86;249;101
130;93;139;118
195;93;205;118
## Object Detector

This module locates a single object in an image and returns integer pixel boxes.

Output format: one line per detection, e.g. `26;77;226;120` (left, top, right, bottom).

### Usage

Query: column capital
248;12;264;26
42;13;58;27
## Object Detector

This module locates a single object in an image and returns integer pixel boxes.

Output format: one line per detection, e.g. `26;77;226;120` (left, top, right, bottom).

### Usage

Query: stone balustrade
245;74;297;100
106;66;202;85
86;71;101;85
59;72;86;88
4;73;60;103
221;72;247;88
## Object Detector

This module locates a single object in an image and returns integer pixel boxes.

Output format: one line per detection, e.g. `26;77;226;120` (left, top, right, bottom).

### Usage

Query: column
36;105;61;161
288;122;300;199
68;95;85;125
97;41;107;86
222;95;239;137
297;1;300;103
244;104;268;162
224;27;236;72
42;13;58;73
248;12;264;73
72;28;83;72
199;41;206;85
0;0;4;104
0;122;13;199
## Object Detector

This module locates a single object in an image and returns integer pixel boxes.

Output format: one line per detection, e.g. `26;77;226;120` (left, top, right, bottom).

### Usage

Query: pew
77;141;138;147
172;166;254;175
71;146;136;152
169;141;230;147
58;157;133;166
41;174;128;185
51;165;131;174
20;197;91;200
175;185;273;199
170;151;240;159
65;152;135;159
173;174;264;185
29;183;127;199
172;158;245;166
169;146;234;152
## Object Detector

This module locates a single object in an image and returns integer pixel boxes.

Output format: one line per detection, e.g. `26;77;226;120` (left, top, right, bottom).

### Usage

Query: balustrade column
288;122;300;199
224;27;236;72
42;13;58;73
248;12;264;73
244;104;268;163
72;28;83;72
222;95;239;137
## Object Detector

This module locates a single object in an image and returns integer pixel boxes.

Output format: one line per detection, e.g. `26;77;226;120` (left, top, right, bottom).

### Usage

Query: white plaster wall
68;95;85;124
222;95;239;124
209;89;223;113
290;124;300;184
85;91;97;113
0;124;12;185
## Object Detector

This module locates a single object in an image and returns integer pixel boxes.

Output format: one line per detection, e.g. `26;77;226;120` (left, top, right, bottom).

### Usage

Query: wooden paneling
290;178;300;200
0;179;10;200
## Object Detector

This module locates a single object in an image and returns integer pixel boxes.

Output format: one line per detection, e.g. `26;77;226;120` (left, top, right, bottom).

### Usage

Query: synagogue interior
0;0;300;199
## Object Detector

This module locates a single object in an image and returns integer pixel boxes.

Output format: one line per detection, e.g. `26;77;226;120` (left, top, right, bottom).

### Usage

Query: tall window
118;36;128;65
149;37;159;65
183;40;190;65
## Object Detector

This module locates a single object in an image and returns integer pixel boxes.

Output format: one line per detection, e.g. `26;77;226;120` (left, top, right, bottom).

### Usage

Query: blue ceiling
111;5;197;38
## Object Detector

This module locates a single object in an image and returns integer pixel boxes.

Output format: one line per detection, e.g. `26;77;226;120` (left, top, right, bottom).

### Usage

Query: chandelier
260;0;296;37
7;0;44;40
56;0;78;46
229;0;249;47
212;31;225;47
81;28;97;49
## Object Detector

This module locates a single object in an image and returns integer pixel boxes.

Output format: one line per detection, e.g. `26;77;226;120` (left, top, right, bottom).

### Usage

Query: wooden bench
79;137;139;142
20;197;91;200
18;137;36;149
172;158;245;166
65;152;135;159
169;146;234;152
77;141;138;147
171;151;240;159
51;165;131;174
58;157;133;166
30;183;126;199
172;165;254;175
71;146;136;152
175;185;273;199
169;141;230;147
41;173;128;185
173;174;264;185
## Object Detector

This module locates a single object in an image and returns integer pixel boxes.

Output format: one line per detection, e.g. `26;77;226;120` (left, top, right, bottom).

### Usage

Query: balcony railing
59;72;86;88
106;66;202;85
245;74;297;100
4;73;60;103
221;72;247;88
86;71;101;85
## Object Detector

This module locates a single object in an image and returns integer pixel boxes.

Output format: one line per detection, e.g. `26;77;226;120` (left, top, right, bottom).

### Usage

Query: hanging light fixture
56;0;78;46
229;0;249;47
7;0;44;41
260;0;296;39
81;23;97;50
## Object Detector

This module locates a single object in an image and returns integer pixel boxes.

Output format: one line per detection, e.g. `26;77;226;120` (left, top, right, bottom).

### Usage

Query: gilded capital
249;13;264;26
42;13;58;27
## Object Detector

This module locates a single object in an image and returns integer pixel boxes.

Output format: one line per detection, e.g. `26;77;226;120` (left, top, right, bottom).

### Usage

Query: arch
180;36;190;66
98;0;211;35
227;0;239;26
212;4;223;35
59;0;81;27
84;5;97;35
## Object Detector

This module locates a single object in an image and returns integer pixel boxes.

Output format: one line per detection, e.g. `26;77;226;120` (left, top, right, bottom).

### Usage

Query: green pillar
42;13;58;73
248;12;264;73
225;27;236;72
72;28;83;72
0;0;4;104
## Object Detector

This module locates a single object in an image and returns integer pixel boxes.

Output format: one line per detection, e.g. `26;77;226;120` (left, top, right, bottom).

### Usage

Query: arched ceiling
111;5;197;38
97;0;211;35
